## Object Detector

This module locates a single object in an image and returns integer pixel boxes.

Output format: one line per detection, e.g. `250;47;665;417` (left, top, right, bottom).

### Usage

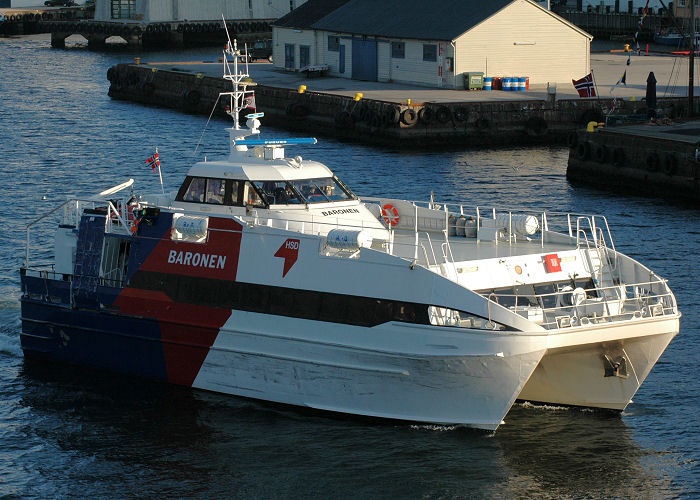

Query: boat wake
409;424;458;432
515;401;595;412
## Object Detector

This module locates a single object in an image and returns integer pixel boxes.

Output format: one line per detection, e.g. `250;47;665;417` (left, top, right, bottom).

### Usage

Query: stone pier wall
106;63;699;148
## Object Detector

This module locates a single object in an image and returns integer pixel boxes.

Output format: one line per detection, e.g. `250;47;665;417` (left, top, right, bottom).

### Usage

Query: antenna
220;14;255;132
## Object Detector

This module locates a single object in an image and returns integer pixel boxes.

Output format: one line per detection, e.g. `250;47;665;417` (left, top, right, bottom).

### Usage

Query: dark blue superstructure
19;210;174;380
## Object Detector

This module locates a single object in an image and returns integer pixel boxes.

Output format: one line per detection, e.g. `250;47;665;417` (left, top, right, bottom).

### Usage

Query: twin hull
20;210;678;429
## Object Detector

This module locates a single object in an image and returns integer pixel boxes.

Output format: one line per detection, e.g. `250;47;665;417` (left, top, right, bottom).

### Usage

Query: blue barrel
483;77;492;91
517;77;526;91
503;77;512;91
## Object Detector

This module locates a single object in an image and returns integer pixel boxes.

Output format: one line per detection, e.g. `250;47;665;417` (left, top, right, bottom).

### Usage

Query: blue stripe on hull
20;299;170;382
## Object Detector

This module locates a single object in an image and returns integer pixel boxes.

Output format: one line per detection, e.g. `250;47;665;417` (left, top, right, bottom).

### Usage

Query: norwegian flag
145;151;160;172
243;94;256;110
572;73;596;98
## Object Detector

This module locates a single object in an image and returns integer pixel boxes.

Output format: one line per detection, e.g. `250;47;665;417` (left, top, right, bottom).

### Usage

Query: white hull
192;312;548;430
518;315;680;409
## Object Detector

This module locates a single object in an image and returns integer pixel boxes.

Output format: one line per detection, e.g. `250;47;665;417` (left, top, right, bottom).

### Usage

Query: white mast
221;16;263;154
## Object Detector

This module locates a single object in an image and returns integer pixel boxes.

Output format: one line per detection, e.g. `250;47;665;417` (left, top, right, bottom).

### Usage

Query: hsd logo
274;238;300;277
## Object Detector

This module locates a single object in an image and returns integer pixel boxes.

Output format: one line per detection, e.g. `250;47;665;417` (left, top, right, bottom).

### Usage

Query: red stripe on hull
115;282;234;384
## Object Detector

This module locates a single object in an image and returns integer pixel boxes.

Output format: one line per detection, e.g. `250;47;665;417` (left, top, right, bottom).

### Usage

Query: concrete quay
567;120;700;204
107;50;700;147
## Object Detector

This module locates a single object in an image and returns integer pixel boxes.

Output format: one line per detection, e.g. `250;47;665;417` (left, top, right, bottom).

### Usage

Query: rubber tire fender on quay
646;152;660;171
400;108;417;126
525;116;548;136
575;141;591;160
475;117;490;130
334;110;355;129
663;154;677;175
613;147;626;166
436;106;452;124
418;106;434;124
386;105;401;126
594;144;608;163
453;106;468;123
183;89;201;107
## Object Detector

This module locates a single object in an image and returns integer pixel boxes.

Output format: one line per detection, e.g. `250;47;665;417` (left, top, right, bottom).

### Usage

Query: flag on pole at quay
572;73;596;98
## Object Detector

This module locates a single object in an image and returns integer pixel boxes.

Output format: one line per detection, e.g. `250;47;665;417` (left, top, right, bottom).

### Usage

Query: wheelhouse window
177;177;242;206
252;181;302;205
205;178;225;204
244;181;267;208
290;177;354;204
182;177;206;203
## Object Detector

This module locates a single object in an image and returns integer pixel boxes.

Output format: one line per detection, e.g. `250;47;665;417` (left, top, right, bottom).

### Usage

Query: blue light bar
233;138;318;146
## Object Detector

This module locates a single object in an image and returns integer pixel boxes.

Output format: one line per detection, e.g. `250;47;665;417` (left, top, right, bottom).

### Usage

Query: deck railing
479;278;677;330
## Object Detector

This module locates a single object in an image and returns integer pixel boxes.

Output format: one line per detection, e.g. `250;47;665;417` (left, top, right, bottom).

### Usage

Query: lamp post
690;0;695;116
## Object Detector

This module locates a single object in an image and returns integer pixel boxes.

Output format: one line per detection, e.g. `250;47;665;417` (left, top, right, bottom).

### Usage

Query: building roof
306;0;590;41
273;0;352;29
311;0;513;40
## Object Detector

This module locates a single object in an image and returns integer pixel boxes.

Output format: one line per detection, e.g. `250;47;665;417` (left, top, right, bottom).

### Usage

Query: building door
284;43;295;70
351;38;377;81
299;45;310;69
339;44;345;74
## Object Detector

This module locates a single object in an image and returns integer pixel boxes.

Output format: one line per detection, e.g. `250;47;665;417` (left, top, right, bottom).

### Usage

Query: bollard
135;57;140;65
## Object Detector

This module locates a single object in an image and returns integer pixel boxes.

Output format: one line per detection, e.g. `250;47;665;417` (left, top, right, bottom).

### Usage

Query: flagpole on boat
156;147;164;194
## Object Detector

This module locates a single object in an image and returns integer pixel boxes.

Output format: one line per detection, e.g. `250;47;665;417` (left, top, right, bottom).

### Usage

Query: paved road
144;50;699;104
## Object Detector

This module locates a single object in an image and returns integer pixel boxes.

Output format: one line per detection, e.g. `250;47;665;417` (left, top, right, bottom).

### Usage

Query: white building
273;0;593;88
93;0;306;23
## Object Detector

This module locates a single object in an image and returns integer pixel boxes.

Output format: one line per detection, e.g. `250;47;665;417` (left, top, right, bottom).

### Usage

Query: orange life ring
381;204;400;226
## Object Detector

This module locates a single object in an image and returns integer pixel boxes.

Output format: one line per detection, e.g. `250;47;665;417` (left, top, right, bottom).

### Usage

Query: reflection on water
8;360;686;499
497;404;681;498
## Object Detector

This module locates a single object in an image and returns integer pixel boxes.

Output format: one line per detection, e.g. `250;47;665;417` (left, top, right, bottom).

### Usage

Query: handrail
25;199;75;268
25;197;136;269
479;277;676;329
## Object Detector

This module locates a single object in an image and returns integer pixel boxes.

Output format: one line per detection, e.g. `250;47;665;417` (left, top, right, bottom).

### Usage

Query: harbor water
0;36;698;498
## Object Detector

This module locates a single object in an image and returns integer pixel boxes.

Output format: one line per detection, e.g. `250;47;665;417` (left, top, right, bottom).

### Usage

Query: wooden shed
273;0;592;88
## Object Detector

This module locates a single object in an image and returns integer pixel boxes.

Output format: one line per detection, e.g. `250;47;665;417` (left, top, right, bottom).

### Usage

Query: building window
679;0;686;6
423;44;437;62
299;45;310;68
285;43;295;69
391;41;405;59
328;36;340;51
111;0;135;19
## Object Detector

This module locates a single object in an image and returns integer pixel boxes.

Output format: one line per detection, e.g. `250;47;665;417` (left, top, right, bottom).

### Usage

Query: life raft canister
381;204;400;227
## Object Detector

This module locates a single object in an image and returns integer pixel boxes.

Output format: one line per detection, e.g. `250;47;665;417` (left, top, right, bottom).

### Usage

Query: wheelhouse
175;174;356;208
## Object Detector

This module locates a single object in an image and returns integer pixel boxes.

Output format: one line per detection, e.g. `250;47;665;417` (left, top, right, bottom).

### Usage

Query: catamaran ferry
19;36;680;430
